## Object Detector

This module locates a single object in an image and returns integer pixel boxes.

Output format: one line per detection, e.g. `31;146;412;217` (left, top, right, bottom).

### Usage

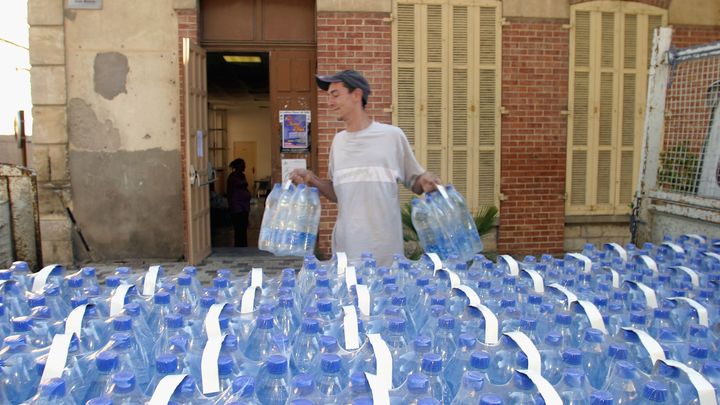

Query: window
393;0;502;211
567;1;666;215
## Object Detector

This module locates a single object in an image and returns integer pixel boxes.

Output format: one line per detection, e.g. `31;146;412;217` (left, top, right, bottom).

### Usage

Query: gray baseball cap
315;69;371;106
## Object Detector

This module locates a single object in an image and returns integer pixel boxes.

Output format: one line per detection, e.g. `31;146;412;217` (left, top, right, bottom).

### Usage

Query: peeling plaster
68;98;121;152
94;52;129;100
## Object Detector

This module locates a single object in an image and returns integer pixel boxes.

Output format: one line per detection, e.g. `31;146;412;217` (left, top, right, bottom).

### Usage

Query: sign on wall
280;110;311;152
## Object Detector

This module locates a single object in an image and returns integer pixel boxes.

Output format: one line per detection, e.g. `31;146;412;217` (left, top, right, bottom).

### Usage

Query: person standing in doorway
227;158;251;247
291;69;441;266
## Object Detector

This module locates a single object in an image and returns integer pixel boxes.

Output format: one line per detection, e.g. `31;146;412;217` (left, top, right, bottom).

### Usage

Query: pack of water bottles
0;233;719;405
259;181;322;256
411;185;484;263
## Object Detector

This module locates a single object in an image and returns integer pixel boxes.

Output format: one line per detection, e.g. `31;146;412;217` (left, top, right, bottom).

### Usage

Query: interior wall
226;105;272;187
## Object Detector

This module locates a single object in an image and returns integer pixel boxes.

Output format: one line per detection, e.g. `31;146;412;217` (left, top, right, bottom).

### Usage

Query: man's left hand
413;172;441;194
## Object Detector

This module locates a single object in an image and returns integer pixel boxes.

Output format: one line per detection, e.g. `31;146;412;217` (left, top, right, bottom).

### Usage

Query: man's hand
413;171;442;194
290;169;315;186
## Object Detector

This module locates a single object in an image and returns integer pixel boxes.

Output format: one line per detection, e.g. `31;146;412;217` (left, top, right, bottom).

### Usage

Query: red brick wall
177;9;198;260
672;25;720;48
315;11;393;258
499;18;569;255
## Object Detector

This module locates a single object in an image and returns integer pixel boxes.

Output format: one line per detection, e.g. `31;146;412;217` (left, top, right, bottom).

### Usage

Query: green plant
402;201;498;260
657;142;700;194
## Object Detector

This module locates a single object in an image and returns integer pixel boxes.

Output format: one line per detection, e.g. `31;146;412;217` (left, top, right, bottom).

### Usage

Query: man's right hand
290;169;315;186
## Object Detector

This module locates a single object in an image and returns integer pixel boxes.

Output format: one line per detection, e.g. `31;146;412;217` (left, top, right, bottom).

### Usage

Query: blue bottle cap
165;313;183;329
182;266;197;276
70;296;89;308
584;328;604;343
113;315;132;331
200;296;216;308
517;352;529;368
561;348;582;365
301;318;320;334
643;381;669;402
115;266;131;275
120;302;139;317
40;377;66;398
96;350;118;372
67;276;83;288
3;334;27;351
407;373;429;393
689;343;709;359
421;352;442;373
112;371;137;394
44;284;60;296
615;360;637;379
416;277;430;287
317;299;333;313
653;307;670;319
458;333;476;349
30;305;52;319
11;316;32;332
607;343;629;360
177;274;192;286
388;317;406;333
256;314;274;330
316;276;330;288
28;294;46;308
0;269;11;280
156;353;178;374
629;310;646;324
470;350;491;369
320;353;342;373
464;370;485;387
544;332;563;347
520;318;537;331
528;294;543;305
350;371;371;393
478;280;492;290
383;275;397;285
154;291;171;305
81;266;96;277
86;396;113;405
513;371;534;390
480;394;504;405
555;312;572;325
438;314;455;329
391;293;407;306
291;374;314;395
218;354;234;376
689;324;709;338
278;296;295;311
213;277;229;289
418;398;440;405
266;354;288;375
562;368;585;387
168;335;189;352
414;335;432;352
319;335;339;353
500;298;516;308
430;295;446;306
702;360;720;376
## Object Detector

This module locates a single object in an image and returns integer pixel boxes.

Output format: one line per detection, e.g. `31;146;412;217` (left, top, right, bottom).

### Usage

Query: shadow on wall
0;136;32;167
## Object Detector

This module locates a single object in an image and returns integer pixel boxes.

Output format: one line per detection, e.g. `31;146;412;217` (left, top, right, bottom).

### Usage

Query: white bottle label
567;253;592;273
521;268;545;293
31;264;61;293
142;265;162;296
201;335;224;394
470;303;499;345
251;267;263;287
240;286;260;314
367;334;393;389
517;370;562;405
624;280;658;309
345;266;358;291
337;252;348;276
668;297;709;326
204;303;227;339
110;284;135;316
504;331;542;374
41;333;73;382
673;266;700;288
621;327;666;366
148;374;189;405
574;300;608;334
605;242;627;262
365;372;391;405
500;255;519;276
426;253;443;271
342;305;361;350
547;283;578;309
65;304;90;338
454;285;481;307
639;255;659;277
355;284;371;317
661;360;717;405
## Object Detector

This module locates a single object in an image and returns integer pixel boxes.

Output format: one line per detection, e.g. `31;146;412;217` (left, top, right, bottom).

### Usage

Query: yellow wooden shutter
394;0;501;211
567;2;667;215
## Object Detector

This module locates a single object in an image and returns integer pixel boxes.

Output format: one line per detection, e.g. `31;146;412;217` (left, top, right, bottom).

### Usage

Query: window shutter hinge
384;106;394;113
500;106;509;115
383;14;393;23
501;18;510;26
499;192;508;201
563;193;568;200
562;24;572;30
560;110;571;115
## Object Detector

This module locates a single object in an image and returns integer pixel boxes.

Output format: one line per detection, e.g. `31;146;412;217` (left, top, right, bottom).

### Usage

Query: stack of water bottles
259;181;322;256
411;185;483;263
0;233;718;404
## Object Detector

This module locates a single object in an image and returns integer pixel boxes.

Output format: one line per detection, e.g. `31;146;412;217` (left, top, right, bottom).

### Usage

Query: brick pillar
315;11;393;259
28;0;73;265
498;18;569;255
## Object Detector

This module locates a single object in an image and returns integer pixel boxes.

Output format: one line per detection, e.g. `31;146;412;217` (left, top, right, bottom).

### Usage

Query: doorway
207;51;270;248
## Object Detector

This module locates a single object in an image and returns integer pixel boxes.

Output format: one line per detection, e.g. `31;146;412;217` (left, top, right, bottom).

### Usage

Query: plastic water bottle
83;350;119;403
449;371;486;405
166;375;211;404
505;371;543;405
0;335;41;403
421;353;450;404
432;315;458;363
256;354;290;405
218;375;259;404
144;353;179;396
291;318;321;374
479;394;505;405
412;198;443;255
580;328;609;390
259;183;282;252
638;380;670;404
316;353;347;401
24;377;69;405
402;372;432;404
445;184;483;256
602;360;643;405
272;184;297;255
108;371;148;404
109;332;152;392
244;314;277;361
444;334;476;399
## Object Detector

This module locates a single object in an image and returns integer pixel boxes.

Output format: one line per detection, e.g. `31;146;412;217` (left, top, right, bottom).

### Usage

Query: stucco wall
64;0;184;260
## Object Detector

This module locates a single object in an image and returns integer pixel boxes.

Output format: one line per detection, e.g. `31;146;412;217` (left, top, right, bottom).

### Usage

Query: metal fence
636;28;720;243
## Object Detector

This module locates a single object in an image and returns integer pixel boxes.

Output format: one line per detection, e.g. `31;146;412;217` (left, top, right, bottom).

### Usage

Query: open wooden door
270;49;317;183
183;38;211;264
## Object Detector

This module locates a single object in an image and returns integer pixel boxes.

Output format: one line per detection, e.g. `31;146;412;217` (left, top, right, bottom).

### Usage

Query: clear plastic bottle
24;377;69;405
449;371;486;405
432;315;458;363
444;334;476;399
144;353;179;396
108;371;148;405
421;352;450;404
0;335;41;403
256;354;290;405
505;371;543;405
244;314;277;362
638;380;670;404
259;183;283;252
291;318;322;374
316;353;347;401
83;350;119;403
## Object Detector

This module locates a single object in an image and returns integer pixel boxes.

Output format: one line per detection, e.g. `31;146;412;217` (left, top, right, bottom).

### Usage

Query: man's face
327;82;360;121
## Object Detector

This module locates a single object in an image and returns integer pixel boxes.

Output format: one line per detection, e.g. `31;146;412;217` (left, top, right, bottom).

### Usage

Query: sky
0;0;32;136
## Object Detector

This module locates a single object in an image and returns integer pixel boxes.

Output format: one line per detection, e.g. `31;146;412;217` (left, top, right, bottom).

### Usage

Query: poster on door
280;110;311;152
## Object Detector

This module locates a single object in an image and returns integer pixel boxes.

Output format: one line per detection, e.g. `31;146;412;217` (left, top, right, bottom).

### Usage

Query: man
291;69;440;265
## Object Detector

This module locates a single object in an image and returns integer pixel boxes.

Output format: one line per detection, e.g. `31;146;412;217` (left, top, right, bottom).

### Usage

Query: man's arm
290;169;338;203
412;171;441;195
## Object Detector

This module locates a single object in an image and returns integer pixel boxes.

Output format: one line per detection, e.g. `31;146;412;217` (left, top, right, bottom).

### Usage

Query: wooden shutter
393;0;501;211
567;2;667;215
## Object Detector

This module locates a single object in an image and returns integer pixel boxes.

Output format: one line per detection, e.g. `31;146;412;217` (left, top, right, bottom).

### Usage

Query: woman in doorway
227;158;252;247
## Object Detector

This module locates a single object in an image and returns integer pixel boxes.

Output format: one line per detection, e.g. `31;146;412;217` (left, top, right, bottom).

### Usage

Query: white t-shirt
329;121;425;266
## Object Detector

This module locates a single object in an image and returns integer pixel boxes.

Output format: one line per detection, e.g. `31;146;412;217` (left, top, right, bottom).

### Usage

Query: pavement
82;247;305;286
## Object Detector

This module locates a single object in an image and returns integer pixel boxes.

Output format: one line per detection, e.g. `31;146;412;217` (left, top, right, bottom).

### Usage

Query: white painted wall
0;1;32;136
227;105;272;181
